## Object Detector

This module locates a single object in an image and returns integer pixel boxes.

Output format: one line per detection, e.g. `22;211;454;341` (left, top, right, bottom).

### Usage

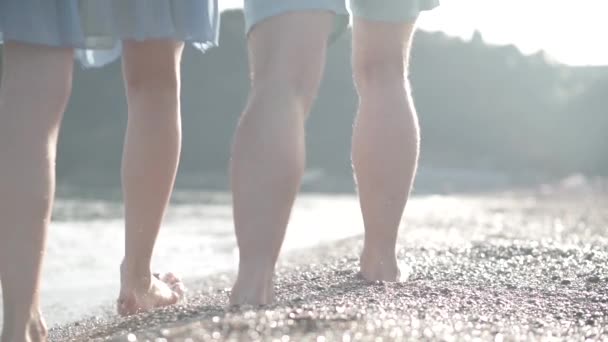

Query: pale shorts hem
244;0;349;41
244;0;440;38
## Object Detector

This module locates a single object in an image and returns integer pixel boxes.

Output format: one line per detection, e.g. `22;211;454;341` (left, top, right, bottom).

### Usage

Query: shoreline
49;192;608;341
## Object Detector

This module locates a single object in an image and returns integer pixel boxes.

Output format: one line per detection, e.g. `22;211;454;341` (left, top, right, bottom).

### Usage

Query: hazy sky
220;0;608;66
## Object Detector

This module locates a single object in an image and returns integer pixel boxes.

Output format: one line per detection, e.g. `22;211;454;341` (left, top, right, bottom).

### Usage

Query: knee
353;54;408;92
3;70;72;118
122;43;181;102
0;72;71;151
122;40;183;96
122;60;180;125
123;64;180;99
1;46;73;116
250;54;325;116
45;75;73;115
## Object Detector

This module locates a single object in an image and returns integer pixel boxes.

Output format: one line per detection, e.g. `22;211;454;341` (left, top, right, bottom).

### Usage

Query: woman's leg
0;41;73;342
117;39;185;315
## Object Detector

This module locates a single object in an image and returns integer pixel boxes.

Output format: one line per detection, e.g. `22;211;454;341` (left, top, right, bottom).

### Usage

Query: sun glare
221;0;608;66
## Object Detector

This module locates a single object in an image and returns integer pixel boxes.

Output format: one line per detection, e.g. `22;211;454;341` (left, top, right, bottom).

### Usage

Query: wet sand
50;190;608;341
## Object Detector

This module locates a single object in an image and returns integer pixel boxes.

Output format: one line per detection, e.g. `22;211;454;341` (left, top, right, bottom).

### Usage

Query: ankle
361;245;397;264
29;312;47;342
236;260;274;284
359;248;400;282
120;260;152;290
230;269;276;306
1;310;47;342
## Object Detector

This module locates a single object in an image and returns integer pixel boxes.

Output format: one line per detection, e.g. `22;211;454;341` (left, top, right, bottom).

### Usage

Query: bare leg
229;11;333;305
117;40;185;315
351;19;419;281
0;42;73;342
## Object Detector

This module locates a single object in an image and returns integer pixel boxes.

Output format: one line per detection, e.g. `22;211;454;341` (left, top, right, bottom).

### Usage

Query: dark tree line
1;10;606;190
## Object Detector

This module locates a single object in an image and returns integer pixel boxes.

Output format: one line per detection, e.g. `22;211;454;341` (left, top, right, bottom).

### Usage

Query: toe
160;272;181;285
170;281;186;298
159;272;186;298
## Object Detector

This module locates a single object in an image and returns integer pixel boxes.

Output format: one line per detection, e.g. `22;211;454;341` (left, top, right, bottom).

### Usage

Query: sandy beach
49;189;608;341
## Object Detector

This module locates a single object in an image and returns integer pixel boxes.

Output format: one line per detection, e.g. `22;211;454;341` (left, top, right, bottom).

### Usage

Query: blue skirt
0;0;220;67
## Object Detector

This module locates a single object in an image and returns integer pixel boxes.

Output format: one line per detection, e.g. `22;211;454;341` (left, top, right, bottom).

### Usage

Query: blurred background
1;1;606;194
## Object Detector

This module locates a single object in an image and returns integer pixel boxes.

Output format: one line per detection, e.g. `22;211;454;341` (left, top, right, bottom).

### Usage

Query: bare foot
117;270;185;316
229;273;275;306
1;310;47;342
359;250;401;282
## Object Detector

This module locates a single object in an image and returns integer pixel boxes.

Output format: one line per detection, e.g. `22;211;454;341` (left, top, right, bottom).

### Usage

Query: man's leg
351;18;419;281
0;41;73;342
230;11;334;305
